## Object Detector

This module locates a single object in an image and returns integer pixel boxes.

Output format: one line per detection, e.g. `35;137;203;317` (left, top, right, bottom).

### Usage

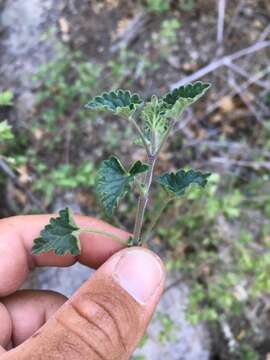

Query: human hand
0;214;165;359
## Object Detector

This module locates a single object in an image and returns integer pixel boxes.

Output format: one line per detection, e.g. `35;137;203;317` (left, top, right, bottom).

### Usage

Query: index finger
0;214;129;296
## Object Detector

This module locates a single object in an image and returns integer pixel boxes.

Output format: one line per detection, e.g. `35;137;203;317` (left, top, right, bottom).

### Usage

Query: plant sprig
32;82;211;255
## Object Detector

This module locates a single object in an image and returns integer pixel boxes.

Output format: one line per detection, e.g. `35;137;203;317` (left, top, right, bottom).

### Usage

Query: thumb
4;248;165;360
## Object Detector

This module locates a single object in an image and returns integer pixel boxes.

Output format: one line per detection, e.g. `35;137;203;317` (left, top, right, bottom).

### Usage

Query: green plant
179;0;195;12
152;18;181;58
33;162;96;205
0;90;13;107
144;0;170;13
156;311;177;343
0;120;14;143
159;173;270;358
0;90;15;164
31;82;210;255
33;42;102;136
0;90;14;143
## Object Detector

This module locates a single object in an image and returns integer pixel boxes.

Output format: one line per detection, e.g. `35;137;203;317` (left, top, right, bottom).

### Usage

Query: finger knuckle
56;288;139;360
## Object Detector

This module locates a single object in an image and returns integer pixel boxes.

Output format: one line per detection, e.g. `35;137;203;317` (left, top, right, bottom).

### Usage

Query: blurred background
0;0;270;359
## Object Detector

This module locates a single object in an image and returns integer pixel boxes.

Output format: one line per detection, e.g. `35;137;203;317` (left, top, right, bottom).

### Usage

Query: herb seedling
32;82;211;255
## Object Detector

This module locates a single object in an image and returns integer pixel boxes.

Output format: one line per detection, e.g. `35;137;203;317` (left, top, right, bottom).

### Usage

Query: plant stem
79;227;127;245
132;118;177;245
133;154;157;245
130;117;151;157
144;197;173;242
129;102;152;157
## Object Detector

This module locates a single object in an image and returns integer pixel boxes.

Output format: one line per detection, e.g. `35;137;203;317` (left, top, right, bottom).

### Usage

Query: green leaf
157;169;211;197
0;90;13;106
129;160;149;176
97;156;149;215
85;89;143;118
162;82;210;118
32;208;81;256
141;95;170;142
0;120;14;142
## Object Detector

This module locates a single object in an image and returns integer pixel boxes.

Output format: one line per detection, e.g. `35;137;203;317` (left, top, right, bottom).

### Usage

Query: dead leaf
223;124;235;135
105;0;120;9
182;61;198;72
114;17;131;39
58;17;70;34
210;113;222;124
18;165;30;184
14;189;27;205
33;128;44;141
236;330;245;340
219;96;235;113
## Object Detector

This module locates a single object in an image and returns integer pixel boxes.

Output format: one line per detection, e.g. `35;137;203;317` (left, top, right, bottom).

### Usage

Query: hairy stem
130;117;151;157
129;102;152;157
144;197;173;242
79;227;127;244
133;155;157;245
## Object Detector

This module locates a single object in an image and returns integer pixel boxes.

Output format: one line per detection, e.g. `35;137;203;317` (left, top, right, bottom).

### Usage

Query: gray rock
134;280;210;360
0;0;58;88
35;264;94;298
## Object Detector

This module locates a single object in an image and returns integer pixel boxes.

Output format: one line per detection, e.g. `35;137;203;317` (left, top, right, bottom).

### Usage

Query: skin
0;215;165;359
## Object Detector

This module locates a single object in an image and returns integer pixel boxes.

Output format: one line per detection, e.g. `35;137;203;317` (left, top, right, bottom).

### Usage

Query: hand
0;214;165;359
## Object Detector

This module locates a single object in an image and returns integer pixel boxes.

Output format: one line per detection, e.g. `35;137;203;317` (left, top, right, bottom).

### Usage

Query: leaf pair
86;83;210;121
86;83;210;148
97;156;149;215
32;168;211;256
97;157;211;215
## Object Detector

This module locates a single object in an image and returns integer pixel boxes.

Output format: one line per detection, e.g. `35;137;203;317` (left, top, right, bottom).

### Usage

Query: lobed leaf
96;156;149;215
32;208;81;256
162;82;211;118
157;169;211;197
85;89;143;118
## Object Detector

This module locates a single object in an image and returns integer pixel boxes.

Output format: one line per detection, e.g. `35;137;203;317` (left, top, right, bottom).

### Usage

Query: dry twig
170;40;270;89
0;157;44;211
110;13;150;54
216;0;226;46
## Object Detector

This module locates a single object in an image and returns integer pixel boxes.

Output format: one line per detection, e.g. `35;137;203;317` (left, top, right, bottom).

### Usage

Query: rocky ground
1;0;270;358
0;1;211;358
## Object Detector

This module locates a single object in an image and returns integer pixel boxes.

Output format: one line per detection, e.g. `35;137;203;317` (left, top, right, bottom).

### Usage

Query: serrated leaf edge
85;89;143;113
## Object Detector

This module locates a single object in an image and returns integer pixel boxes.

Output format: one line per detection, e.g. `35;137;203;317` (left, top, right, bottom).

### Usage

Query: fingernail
114;249;163;304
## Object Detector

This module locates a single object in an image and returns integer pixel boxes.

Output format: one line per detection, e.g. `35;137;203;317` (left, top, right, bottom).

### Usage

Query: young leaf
162;82;211;118
32;208;81;256
157;169;211;197
85;89;143;118
97;156;149;215
141;95;170;142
